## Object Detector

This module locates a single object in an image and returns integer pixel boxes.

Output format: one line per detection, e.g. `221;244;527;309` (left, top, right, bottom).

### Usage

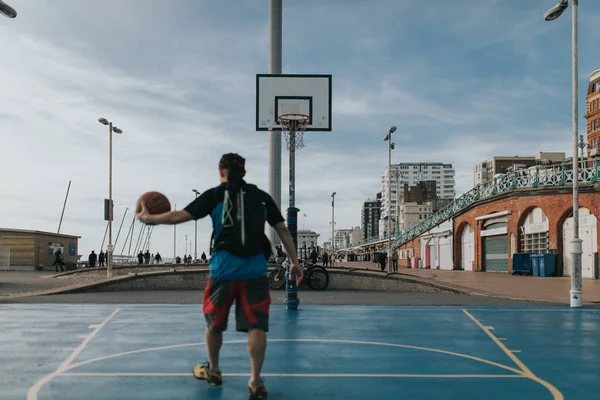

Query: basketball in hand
136;192;171;215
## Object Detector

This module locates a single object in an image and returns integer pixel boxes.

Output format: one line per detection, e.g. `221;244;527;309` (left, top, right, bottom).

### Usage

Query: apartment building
586;68;600;157
473;152;566;186
380;162;455;223
361;193;381;240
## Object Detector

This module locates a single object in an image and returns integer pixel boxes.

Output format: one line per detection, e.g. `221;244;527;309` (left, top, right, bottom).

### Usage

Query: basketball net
278;113;309;150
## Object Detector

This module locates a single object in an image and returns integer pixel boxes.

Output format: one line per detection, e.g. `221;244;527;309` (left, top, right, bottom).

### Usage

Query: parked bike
268;258;330;291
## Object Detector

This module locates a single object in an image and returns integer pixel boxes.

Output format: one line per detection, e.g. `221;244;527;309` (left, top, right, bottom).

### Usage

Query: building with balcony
350;227;362;245
361;193;381;241
380;162;455;224
398;202;433;232
333;229;353;250
473;152;566;187
586;68;600;158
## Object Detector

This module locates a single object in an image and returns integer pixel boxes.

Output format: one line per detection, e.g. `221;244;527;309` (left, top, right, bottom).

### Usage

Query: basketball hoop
278;113;309;150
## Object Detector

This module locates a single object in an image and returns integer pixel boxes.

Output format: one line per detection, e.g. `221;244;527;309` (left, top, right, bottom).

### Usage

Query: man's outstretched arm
137;203;194;225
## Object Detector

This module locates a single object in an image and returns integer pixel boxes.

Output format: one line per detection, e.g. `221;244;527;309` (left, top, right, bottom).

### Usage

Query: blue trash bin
512;253;532;275
539;254;557;277
530;254;540;277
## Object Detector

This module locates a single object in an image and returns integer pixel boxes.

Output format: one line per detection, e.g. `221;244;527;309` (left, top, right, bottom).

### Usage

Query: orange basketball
136;192;171;215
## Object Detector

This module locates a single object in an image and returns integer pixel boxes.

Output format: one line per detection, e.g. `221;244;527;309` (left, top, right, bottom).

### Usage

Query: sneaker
248;378;268;399
192;362;222;386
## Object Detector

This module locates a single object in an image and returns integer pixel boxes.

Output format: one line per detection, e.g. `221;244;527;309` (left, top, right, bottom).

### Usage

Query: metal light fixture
383;125;397;274
543;0;583;307
98;117;123;278
331;192;336;254
544;0;569;21
0;1;17;18
192;189;201;261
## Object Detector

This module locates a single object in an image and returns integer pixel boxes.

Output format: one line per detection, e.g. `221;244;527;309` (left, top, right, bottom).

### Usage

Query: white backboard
256;74;332;132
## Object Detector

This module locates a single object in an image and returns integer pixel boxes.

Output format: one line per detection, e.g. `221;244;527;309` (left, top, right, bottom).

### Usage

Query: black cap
219;153;246;178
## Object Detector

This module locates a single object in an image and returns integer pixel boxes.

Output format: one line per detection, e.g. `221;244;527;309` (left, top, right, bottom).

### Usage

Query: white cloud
1;0;598;261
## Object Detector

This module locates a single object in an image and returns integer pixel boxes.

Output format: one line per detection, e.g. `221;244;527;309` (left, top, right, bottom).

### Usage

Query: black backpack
211;183;272;258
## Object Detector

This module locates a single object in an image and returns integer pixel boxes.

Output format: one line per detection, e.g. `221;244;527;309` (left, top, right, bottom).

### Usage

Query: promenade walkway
338;261;600;304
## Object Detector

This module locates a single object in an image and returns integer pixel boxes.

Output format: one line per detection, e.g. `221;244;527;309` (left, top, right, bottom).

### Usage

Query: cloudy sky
1;0;600;260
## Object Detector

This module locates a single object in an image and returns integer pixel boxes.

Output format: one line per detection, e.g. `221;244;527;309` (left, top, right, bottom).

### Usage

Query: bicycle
268;258;330;291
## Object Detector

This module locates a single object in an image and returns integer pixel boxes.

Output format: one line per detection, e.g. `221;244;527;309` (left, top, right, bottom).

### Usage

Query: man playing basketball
136;153;302;399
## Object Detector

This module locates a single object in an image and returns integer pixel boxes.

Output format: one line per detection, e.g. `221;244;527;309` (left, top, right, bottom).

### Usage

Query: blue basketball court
1;304;599;399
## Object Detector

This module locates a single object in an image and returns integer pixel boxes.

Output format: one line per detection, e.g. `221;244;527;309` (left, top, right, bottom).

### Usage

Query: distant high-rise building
380;162;455;222
333;229;353;249
361;192;381;240
586;68;600;157
395;181;452;233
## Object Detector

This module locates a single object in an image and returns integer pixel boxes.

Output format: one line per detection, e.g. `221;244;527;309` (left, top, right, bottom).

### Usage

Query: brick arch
516;205;548;228
515;206;549;253
450;187;600;273
453;220;474;270
554;204;599;276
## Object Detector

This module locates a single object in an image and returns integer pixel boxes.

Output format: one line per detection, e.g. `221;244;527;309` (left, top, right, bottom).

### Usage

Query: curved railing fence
340;160;600;252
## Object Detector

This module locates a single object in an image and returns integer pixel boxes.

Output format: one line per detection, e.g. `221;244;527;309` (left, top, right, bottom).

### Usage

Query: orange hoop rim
278;113;310;123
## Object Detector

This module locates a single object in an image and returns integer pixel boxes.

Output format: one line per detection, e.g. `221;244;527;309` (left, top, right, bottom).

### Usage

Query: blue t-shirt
184;181;285;280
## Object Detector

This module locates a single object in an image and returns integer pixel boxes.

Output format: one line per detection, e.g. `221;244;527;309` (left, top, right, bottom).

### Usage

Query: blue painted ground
1;305;599;399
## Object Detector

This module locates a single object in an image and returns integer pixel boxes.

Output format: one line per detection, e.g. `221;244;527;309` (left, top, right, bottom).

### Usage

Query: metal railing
340;159;600;252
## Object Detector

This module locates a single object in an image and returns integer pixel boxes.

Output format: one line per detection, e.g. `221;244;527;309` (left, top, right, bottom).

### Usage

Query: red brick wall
397;236;421;268
452;185;600;274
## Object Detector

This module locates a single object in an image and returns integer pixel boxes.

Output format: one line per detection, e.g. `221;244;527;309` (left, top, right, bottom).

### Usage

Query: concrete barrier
53;264;209;279
53;268;464;295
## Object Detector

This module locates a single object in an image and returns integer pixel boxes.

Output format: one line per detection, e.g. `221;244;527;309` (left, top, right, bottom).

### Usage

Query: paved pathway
3;264;600;305
339;261;600;304
0;271;104;296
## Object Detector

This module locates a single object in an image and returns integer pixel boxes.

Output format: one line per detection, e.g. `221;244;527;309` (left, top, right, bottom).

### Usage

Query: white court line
61;372;525;379
61;338;525;376
27;308;120;400
462;309;564;400
4;305;598;313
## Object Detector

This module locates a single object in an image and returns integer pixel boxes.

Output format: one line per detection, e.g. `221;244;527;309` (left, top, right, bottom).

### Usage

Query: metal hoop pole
285;129;300;310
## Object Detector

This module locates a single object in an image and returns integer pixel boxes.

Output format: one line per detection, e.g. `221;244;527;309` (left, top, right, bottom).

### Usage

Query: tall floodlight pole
268;0;282;246
0;1;17;18
383;126;397;274
173;204;177;263
98;118;122;278
57;181;71;234
331;192;336;254
544;0;582;307
192;189;200;261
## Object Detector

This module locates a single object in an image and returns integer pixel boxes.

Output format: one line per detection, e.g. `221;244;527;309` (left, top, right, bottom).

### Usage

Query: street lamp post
192;189;200;261
383;126;397;274
0;0;17;18
98;118;123;278
544;0;583;307
331;192;336;255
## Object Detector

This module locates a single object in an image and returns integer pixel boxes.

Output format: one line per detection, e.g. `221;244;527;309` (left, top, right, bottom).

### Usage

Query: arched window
519;208;549;253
